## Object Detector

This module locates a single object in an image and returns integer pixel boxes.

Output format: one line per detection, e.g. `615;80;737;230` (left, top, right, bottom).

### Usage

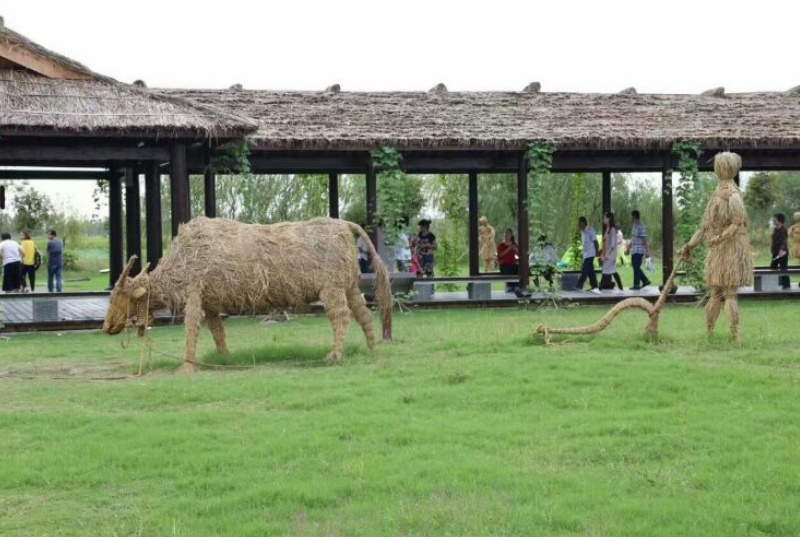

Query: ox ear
132;286;148;300
115;255;138;288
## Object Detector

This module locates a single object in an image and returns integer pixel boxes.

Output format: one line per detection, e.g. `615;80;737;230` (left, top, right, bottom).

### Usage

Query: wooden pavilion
4;18;800;290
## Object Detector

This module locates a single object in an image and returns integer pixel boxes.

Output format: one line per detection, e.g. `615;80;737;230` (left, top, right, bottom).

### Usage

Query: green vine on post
526;142;555;240
568;173;590;270
370;145;408;246
673;140;705;292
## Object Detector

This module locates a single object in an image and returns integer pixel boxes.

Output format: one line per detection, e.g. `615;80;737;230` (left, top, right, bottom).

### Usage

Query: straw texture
103;217;392;369
160;88;800;150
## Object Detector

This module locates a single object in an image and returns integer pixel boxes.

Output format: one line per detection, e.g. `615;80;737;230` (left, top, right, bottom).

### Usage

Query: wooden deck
1;283;797;333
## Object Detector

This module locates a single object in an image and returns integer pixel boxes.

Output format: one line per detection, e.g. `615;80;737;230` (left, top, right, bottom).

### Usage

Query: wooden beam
124;167;142;276
108;169;124;288
366;162;378;246
468;172;480;276
0;143;170;165
328;173;340;218
661;158;674;287
0;40;91;80
169;142;190;237
144;163;163;268
0;169;110;180
517;153;530;290
602;171;612;215
204;168;217;218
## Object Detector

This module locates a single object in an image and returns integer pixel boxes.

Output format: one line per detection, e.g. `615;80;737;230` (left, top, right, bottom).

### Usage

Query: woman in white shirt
600;213;624;291
0;232;24;293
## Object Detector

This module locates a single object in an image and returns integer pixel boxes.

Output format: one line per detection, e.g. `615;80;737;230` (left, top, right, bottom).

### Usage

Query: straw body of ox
103;217;392;372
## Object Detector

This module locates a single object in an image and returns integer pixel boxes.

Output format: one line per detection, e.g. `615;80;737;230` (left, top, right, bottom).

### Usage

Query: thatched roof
0;70;258;137
0;20;258;138
159;87;800;150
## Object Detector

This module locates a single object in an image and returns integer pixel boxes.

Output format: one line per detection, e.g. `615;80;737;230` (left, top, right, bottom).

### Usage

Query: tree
10;182;54;233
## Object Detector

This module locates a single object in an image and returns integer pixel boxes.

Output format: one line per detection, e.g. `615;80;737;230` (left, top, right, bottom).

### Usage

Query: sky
3;0;793;216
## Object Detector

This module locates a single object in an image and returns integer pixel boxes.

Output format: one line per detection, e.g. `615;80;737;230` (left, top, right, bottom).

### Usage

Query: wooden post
204;168;216;218
661;157;674;286
517;153;530;290
734;172;740;187
602;171;612;215
328;173;340;218
468;172;480;275
366;163;377;246
124;167;142;276
108;168;124;288
170;141;190;237
144;162;163;268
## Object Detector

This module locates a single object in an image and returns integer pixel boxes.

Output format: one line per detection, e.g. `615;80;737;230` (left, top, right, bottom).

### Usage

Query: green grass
1;303;800;535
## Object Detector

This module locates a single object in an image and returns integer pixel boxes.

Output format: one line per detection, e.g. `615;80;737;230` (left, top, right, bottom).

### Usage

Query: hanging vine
526;142;556;241
207;138;253;176
370;145;412;245
673;140;705;292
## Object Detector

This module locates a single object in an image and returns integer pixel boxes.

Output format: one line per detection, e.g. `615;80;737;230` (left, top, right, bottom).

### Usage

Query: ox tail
347;221;393;341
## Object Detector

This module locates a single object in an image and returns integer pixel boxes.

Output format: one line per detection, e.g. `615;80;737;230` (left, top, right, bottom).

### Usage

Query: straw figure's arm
680;226;706;262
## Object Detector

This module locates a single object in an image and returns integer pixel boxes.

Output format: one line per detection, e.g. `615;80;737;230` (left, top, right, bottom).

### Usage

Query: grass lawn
1;303;799;536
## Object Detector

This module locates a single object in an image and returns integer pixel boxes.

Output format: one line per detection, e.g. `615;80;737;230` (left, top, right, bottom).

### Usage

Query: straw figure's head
103;256;152;336
714;152;742;182
479;216;488;226
794;212;800;224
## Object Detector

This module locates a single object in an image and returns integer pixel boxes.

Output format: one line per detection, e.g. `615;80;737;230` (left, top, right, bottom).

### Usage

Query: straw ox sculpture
103;217;392;372
537;152;751;343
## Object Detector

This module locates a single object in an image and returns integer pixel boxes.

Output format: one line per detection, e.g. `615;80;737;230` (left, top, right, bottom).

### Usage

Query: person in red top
497;228;519;292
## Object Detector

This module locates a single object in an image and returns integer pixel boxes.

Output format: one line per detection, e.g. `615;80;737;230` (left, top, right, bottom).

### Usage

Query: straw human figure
788;212;800;262
680;152;753;341
478;216;496;272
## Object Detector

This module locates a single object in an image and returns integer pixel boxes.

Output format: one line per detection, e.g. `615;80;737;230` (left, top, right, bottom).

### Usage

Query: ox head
103;255;152;336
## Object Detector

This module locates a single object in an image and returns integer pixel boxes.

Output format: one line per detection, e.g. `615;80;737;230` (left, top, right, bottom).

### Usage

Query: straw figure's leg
347;288;376;350
206;310;229;354
705;286;724;335
320;287;351;362
177;291;203;374
723;286;741;341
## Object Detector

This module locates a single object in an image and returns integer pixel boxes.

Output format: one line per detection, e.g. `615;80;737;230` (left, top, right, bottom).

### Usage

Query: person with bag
19;230;40;293
0;232;24;293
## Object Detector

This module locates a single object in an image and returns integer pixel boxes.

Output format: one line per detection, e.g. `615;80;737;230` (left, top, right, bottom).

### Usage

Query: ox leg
320;287;350;362
177;292;203;374
206;310;229;354
347;289;376;350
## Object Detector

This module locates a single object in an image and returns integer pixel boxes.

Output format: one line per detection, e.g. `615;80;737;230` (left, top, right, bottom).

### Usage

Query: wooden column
204;168;216;218
602;171;612;215
169;141;190;237
734;172;740;187
328;173;340;218
366;164;377;246
468;172;480;275
108;168;124;288
517;154;530;290
144;162;163;268
661;158;674;286
124;167;142;276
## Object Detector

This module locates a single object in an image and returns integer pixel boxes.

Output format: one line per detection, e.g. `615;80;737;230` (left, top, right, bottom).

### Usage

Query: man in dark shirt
771;213;790;290
416;219;437;278
46;228;64;293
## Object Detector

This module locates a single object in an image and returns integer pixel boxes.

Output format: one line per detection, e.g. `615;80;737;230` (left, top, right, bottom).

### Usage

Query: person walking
575;216;601;294
771;213;790;290
46;228;64;293
0;232;24;293
627;210;651;290
416;219;437;278
19;230;39;292
600;212;624;291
